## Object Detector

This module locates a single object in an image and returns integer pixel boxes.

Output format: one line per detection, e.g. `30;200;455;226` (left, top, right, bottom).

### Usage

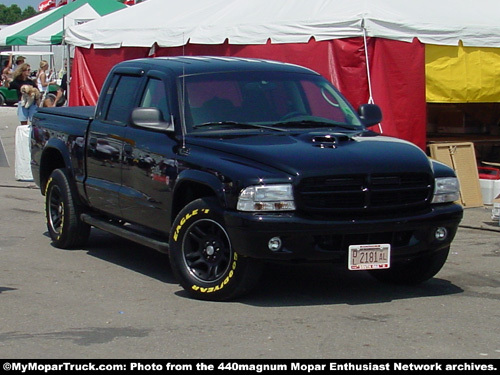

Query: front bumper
223;203;463;263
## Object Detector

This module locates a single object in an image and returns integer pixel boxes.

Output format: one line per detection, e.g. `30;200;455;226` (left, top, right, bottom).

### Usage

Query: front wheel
369;246;450;285
45;168;90;249
169;197;262;301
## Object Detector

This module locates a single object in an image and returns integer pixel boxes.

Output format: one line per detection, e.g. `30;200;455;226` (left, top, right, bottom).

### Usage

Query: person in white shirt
36;60;57;104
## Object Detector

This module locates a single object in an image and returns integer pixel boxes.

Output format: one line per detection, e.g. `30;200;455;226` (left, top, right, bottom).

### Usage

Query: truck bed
31;106;96;190
35;106;96;120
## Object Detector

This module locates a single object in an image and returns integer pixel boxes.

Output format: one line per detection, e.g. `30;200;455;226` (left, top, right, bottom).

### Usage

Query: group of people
2;54;65;125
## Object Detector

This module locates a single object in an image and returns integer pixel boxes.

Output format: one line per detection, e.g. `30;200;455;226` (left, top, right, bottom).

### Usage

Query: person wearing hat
12;55;26;72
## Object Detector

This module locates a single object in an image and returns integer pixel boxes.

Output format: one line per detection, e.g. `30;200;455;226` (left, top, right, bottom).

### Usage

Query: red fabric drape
71;47;99;106
70;46;149;106
153;38;371;108
370;38;426;149
70;37;425;148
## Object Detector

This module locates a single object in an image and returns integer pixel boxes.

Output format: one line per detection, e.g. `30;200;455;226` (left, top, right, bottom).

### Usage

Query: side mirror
358;104;382;126
131;107;174;132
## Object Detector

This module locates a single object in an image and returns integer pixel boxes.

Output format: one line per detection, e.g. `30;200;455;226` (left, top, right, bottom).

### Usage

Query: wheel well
40;148;66;194
171;181;217;223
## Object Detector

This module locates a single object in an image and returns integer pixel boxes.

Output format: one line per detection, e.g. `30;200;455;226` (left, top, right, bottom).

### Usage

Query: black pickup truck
31;56;463;300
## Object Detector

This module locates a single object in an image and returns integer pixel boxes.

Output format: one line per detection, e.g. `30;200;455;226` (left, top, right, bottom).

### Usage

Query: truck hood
188;131;433;177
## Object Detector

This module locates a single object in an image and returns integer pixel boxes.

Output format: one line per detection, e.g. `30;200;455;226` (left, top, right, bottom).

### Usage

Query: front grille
296;173;432;214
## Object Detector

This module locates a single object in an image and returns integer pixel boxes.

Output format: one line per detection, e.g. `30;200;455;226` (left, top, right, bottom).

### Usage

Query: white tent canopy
65;0;500;49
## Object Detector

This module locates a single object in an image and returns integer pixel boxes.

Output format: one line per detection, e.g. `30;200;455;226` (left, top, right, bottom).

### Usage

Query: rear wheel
0;93;5;106
369;246;450;285
45;169;90;249
169;197;262;301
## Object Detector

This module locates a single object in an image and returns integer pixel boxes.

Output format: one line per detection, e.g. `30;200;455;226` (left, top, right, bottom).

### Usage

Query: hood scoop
309;133;353;148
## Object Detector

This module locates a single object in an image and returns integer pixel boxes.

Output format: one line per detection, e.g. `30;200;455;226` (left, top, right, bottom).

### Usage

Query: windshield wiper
274;119;361;130
193;121;287;132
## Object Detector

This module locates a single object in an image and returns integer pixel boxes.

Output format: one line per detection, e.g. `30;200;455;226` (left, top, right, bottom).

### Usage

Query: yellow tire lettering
45;178;53;225
45;178;53;195
192;253;237;293
173;225;181;241
173;208;204;242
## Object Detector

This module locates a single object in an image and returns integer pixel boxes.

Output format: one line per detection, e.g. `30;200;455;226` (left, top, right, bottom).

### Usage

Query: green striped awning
0;0;126;46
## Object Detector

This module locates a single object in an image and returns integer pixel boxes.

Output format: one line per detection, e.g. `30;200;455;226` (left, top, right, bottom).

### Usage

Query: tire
169;197;262;301
45;169;90;249
0;93;5;107
369;246;450;285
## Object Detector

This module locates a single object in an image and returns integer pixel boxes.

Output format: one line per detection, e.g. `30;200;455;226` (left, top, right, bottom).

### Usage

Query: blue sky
0;1;42;9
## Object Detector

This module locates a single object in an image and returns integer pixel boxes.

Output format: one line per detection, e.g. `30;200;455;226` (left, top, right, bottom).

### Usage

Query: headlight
432;177;460;204
237;184;296;212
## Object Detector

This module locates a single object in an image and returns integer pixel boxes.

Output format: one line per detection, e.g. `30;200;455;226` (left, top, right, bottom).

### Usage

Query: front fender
171;169;229;223
430;159;457;178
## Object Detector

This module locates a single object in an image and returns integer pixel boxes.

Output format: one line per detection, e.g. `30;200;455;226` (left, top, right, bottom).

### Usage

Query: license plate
348;244;391;270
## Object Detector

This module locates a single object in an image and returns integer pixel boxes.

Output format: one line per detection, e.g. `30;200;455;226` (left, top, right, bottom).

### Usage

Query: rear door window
139;78;170;121
105;75;142;124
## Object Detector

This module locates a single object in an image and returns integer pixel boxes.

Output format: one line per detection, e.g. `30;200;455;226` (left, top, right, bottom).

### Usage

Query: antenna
179;34;188;154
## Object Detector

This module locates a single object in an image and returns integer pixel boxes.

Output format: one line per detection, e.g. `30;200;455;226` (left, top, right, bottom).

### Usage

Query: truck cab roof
114;56;319;77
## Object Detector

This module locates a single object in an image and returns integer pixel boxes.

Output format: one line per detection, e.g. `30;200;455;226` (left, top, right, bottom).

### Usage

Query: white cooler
14;125;33;181
479;178;500;205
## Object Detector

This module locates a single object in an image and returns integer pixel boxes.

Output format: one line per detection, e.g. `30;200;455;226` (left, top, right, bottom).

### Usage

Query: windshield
181;71;363;134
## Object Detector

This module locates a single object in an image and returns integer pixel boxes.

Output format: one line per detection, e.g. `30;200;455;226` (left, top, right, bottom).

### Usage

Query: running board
80;213;170;253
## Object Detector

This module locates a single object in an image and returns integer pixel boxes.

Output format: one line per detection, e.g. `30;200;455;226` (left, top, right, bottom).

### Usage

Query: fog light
268;237;282;252
435;227;448;241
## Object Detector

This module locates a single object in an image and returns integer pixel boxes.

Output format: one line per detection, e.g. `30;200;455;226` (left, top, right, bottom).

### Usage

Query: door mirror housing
358;104;382;126
131;107;174;132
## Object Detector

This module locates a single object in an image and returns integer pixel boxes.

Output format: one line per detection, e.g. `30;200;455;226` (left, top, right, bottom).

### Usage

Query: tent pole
61;15;65;81
62;14;70;106
65;44;71;105
362;19;383;134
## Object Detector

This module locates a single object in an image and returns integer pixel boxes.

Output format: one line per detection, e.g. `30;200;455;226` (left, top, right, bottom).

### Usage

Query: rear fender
39;138;73;193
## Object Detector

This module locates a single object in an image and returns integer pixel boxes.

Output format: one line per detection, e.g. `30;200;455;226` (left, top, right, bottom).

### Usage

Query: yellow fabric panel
426;44;500;103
